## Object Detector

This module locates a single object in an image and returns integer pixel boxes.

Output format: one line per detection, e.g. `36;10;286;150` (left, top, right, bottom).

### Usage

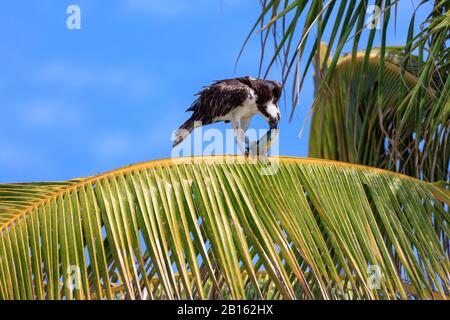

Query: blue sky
0;0;428;183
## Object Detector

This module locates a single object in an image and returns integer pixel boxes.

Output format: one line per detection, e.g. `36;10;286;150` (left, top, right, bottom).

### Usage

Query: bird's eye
272;86;281;101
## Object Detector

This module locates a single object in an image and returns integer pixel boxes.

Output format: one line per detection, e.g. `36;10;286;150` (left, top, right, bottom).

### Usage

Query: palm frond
242;1;449;159
309;45;449;182
0;179;87;225
0;157;448;300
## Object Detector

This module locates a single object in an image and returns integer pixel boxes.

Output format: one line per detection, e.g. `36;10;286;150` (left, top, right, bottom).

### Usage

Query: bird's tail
172;118;198;147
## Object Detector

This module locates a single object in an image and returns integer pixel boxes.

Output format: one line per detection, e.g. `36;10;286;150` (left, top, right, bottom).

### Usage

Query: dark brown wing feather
186;78;252;125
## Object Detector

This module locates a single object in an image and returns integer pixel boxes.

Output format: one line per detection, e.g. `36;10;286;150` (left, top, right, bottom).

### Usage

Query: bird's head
256;80;282;129
268;114;280;129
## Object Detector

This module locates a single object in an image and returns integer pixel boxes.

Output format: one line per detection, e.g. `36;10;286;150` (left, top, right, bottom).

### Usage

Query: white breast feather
214;88;258;122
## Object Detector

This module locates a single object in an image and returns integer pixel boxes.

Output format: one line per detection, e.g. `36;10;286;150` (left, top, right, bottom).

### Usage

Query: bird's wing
187;78;252;124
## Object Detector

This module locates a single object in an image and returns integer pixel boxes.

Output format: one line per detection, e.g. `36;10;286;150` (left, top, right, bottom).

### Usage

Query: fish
246;128;279;157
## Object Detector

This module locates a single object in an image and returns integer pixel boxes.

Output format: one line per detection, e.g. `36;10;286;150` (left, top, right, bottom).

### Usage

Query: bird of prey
172;76;281;154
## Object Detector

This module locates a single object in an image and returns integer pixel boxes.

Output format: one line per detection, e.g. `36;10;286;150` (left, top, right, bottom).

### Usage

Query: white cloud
34;63;156;98
126;0;191;16
93;133;132;158
14;101;83;128
90;126;172;161
0;139;46;172
123;0;249;17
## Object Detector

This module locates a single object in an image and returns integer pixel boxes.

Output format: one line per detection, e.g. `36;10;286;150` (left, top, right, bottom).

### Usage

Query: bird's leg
232;120;247;156
244;136;251;156
240;117;252;156
235;128;247;156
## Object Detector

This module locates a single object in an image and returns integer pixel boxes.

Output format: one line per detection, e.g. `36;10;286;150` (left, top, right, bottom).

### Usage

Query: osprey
173;76;282;154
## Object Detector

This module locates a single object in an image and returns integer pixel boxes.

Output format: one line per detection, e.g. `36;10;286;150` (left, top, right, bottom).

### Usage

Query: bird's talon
244;146;250;157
